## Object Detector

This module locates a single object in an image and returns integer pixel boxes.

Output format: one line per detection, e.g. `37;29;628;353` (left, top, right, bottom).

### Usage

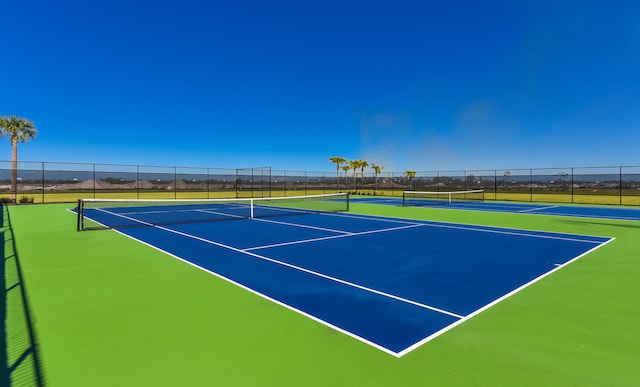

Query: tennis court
77;194;612;357
352;191;640;221
7;198;640;386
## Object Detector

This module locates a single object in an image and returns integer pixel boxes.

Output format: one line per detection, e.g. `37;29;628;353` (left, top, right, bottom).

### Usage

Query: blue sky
2;0;639;172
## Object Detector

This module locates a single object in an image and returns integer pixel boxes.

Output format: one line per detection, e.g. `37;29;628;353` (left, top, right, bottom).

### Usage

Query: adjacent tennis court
352;190;640;221
76;194;612;357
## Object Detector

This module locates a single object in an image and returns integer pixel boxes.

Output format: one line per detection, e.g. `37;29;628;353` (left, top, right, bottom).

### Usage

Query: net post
402;191;406;207
76;199;84;231
250;199;254;218
346;192;350;211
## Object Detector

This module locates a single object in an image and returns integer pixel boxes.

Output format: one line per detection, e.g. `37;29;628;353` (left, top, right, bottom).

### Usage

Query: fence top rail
9;160;244;171
3;161;639;176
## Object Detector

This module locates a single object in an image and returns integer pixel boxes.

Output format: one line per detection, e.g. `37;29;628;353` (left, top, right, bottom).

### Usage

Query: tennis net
402;190;484;207
77;193;349;231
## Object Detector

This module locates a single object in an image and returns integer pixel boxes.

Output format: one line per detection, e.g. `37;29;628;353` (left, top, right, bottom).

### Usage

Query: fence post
41;162;45;204
93;163;96;199
620;166;623;205
494;170;497;200
529;168;533;202
136;165;140;199
391;172;394;196
571;168;574;203
206;168;210;199
463;171;466;191
323;172;326;194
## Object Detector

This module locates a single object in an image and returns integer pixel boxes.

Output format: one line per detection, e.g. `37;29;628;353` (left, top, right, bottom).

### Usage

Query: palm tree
349;160;359;190
403;170;416;191
328;156;346;191
358;160;368;190
341;165;350;188
0;116;37;203
371;164;383;194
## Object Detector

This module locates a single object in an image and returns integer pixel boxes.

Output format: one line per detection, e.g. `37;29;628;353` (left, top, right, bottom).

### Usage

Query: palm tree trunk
11;139;18;203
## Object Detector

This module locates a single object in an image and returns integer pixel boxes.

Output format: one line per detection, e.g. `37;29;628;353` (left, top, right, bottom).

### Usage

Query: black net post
76;199;84;231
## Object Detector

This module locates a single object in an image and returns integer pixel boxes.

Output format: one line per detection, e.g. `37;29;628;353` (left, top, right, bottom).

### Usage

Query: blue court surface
352;196;640;221
83;205;612;357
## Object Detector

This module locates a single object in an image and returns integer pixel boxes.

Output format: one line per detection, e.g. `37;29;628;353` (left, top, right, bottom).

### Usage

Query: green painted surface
4;202;639;386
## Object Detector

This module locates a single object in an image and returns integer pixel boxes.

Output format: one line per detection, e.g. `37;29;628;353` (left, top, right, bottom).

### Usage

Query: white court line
96;208;156;226
320;211;425;225
92;207;463;320
518;205;560;213
325;211;605;244
409;200;640;221
119;204;251;216
396;237;615;357
244;223;426;251
100;222;403;357
103;205;605;245
157;224;464;319
252;217;354;234
416;221;603;244
527;212;640;221
196;209;245;219
82;206;615;357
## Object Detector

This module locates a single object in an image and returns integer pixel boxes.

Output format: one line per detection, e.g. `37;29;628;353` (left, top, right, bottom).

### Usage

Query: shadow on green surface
1;204;45;386
560;219;640;229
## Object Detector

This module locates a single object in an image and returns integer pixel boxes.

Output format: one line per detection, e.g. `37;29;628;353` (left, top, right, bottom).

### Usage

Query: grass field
3;200;640;386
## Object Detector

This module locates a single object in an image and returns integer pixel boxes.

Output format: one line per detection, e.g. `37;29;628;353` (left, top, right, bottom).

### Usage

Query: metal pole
620;165;623;205
93;163;96;199
323;172;326;194
392;172;395;197
571;168;574;203
207;168;210;199
464;170;467;191
529;168;533;202
77;199;84;231
41;162;45;204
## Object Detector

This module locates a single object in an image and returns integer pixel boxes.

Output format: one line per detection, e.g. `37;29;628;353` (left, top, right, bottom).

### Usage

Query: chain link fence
1;161;639;206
